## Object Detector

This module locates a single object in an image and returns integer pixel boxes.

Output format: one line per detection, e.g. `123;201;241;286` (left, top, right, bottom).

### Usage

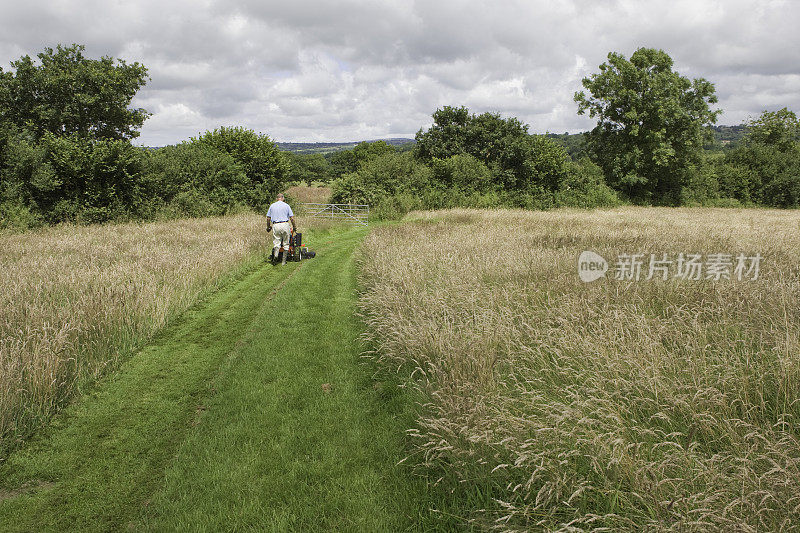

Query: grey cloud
1;0;799;143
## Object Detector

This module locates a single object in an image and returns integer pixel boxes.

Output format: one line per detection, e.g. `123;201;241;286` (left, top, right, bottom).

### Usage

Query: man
266;193;297;265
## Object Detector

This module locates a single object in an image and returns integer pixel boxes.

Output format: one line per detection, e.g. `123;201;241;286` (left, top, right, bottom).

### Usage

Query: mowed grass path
0;225;441;532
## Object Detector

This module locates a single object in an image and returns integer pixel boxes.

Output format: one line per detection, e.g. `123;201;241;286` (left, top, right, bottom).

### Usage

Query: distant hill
709;125;749;147
277;138;416;154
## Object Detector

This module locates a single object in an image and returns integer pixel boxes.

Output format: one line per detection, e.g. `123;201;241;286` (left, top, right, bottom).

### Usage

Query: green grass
0;224;458;532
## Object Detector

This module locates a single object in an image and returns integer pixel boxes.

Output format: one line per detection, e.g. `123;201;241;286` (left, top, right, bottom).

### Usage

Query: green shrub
371;193;421;220
430;153;494;194
415;107;573;194
169;189;218;218
333;147;620;217
681;160;719;206
723;143;800;207
494;134;572;193
329;141;396;178
715;161;759;202
0;200;42;230
554;159;622;208
284;152;332;184
139;142;249;219
682;152;765;207
0;130;55;215
195;127;289;209
501;187;555;210
330;152;432;205
762;171;800;208
21;134;144;223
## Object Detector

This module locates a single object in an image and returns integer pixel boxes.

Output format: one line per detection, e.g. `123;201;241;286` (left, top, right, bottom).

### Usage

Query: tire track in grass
0;225;445;532
0;231;324;532
135;227;433;531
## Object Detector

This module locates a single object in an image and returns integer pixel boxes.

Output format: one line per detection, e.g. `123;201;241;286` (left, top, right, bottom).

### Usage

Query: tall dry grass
358;207;800;531
285;185;332;205
0;214;271;457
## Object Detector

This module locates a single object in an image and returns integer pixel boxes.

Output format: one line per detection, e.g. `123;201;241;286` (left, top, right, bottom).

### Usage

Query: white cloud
1;0;798;144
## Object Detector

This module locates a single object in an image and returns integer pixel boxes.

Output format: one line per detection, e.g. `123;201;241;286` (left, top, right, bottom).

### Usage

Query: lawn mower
271;228;315;264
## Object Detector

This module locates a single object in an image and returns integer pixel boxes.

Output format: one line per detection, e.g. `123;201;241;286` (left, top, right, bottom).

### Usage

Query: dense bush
0;199;41;230
414;106;572;194
332;109;621;219
194;127;289;210
0;130;290;228
0;44;290;230
285;152;332;184
330;151;432;206
1;130;144;224
554;158;622;208
682;109;800;208
489;134;571;193
415;106;528;163
138;142;250;219
0;44;152;228
725;143;800;207
429;153;493;194
329;140;396;178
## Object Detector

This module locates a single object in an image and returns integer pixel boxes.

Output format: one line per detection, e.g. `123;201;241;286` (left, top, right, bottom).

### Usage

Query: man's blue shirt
267;200;294;222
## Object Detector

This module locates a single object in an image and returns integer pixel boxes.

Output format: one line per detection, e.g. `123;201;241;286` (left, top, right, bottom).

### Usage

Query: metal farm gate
300;203;369;226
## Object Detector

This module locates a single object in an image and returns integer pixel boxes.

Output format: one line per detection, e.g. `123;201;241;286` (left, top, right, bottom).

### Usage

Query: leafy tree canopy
329;140;395;177
429;153;493;194
194;126;289;208
575;47;719;204
140;142;249;218
746;107;800;151
720;108;800;208
285;152;331;183
414;105;529;163
414;106;571;193
330;151;431;205
0;44;149;141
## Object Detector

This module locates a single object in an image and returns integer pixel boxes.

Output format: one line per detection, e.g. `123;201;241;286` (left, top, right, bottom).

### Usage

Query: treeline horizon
2;44;799;230
270;124;749;155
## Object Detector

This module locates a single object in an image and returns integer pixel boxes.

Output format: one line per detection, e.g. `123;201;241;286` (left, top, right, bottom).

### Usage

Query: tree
26;133;144;223
720;108;800;207
430;153;493;194
194;127;289;209
330;152;431;205
414;106;571;194
414;106;529;164
285;152;331;183
0;44;149;141
329;140;395;178
0;44;150;225
746;107;799;151
575;47;720;204
139;143;249;218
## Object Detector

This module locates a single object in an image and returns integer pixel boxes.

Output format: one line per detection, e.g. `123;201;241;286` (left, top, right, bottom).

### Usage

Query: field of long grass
0;214;271;458
358;207;800;531
285;185;331;205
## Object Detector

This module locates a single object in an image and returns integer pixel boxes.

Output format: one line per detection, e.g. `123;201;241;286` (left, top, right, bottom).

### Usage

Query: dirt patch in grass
0;480;55;502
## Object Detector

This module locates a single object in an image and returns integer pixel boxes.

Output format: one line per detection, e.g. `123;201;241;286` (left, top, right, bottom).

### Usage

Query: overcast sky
1;0;798;145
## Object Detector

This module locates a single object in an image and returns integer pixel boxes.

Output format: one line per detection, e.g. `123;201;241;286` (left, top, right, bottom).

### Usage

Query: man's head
276;193;285;202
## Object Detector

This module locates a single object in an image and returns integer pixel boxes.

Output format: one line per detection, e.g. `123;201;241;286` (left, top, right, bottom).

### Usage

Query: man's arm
266;215;272;232
289;215;297;232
